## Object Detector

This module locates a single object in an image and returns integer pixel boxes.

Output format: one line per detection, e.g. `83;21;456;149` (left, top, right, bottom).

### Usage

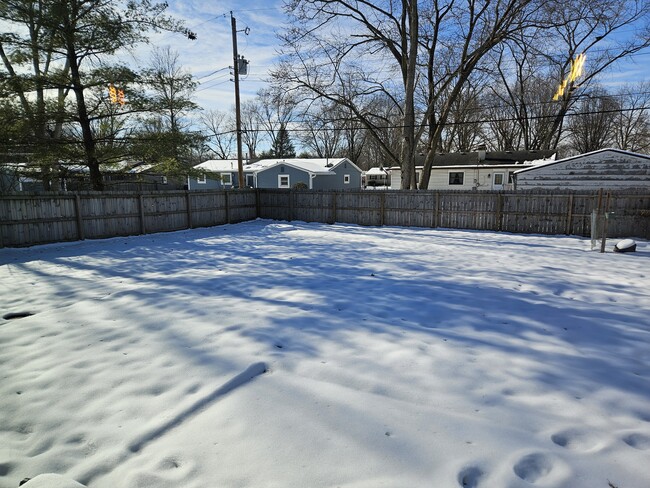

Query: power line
196;67;229;80
198;105;649;137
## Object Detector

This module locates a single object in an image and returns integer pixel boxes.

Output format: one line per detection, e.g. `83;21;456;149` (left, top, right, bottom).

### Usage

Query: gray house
514;148;650;190
193;158;362;190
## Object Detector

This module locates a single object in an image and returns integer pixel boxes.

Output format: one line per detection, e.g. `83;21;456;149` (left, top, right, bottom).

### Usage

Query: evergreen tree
0;0;192;190
272;123;296;158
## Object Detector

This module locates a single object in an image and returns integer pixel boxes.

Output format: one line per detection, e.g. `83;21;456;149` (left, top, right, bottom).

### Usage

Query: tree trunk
400;0;419;189
67;49;103;190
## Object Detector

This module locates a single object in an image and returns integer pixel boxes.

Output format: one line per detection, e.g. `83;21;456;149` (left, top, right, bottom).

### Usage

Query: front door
492;172;505;190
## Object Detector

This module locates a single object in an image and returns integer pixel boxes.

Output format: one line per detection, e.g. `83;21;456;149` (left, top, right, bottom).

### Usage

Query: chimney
476;144;487;162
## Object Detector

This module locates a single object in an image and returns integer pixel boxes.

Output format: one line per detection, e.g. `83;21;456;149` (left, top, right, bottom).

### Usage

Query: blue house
192;158;362;190
190;159;241;190
253;158;361;190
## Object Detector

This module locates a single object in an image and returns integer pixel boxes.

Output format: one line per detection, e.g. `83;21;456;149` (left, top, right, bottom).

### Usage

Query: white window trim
197;173;206;184
278;174;290;188
343;174;350;184
448;171;465;185
161;176;168;184
221;172;232;185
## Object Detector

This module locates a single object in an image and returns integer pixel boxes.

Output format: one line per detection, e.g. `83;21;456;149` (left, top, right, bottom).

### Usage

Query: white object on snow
22;474;86;488
614;239;637;253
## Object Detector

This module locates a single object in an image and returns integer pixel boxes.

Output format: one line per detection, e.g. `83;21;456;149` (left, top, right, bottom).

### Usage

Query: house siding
256;165;310;189
187;177;221;191
312;175;338;190
516;150;650;190
392;166;524;190
330;161;362;190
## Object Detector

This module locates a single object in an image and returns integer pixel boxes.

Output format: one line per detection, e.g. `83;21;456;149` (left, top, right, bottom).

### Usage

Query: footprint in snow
513;453;554;484
457;466;484;487
622;433;650;450
550;428;602;452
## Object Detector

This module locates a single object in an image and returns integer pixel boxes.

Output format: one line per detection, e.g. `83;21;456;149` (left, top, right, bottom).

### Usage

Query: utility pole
231;12;245;189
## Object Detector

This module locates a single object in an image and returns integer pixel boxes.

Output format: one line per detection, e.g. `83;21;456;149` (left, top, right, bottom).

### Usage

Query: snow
1;220;649;488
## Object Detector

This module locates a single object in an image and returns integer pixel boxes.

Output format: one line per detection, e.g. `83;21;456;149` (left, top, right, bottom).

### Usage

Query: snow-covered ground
1;220;649;488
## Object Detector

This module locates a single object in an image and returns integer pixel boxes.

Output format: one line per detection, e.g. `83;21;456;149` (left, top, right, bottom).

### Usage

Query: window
493;173;504;185
197;173;206;184
508;172;515;184
278;175;290;188
161;176;168;184
448;172;464;185
221;173;232;185
246;174;255;187
344;174;350;184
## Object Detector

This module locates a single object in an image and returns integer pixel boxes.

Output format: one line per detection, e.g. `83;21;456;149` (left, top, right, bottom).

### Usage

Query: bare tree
566;89;619;154
485;41;561;151
240;100;262;159
436;83;487;153
612;83;650;153
201;110;236;159
277;0;420;187
143;47;198;135
298;100;343;158
279;0;550;189
140;46;199;162
256;87;297;152
537;0;650;150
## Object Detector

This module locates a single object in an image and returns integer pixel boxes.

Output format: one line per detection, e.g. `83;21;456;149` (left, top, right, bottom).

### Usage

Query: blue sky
140;1;286;112
135;1;650;114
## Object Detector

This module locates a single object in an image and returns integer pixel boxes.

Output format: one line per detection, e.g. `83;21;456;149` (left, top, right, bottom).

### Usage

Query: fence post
496;193;503;232
331;192;337;224
185;191;193;229
289;190;294;221
225;191;230;224
255;188;261;218
138;194;146;234
434;192;440;228
565;194;574;235
600;192;611;253
380;192;385;226
74;194;85;240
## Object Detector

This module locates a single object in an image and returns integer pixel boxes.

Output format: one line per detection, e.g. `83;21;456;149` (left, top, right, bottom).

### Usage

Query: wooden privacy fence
0;190;257;248
258;189;650;239
1;188;648;248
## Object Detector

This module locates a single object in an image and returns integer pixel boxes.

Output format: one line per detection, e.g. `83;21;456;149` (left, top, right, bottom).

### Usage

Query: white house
363;167;391;188
514;148;650;190
390;150;555;190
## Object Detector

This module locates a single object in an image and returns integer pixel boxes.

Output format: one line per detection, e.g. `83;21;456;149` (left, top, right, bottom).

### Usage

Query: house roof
194;160;241;172
421;163;538;170
513;148;650;174
365;167;391;175
249;157;360;174
429;150;556;166
196;157;361;176
390;150;556;170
